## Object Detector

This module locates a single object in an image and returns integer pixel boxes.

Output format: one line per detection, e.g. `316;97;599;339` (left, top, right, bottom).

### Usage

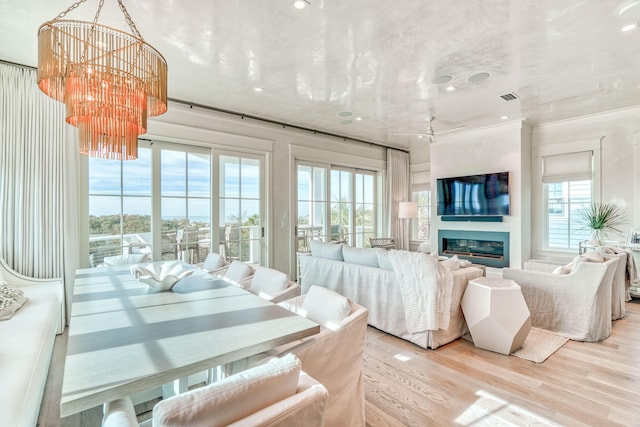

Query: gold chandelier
37;0;167;160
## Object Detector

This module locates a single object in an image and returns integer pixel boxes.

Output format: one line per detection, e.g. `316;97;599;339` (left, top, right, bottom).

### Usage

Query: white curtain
386;148;410;250
0;62;80;324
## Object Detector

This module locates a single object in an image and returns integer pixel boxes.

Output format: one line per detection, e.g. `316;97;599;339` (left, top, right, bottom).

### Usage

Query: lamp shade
398;201;418;219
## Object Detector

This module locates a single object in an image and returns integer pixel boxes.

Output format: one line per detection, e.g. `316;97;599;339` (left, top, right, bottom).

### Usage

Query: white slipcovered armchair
523;251;629;320
261;286;368;427
503;256;619;341
102;354;328;427
236;266;301;303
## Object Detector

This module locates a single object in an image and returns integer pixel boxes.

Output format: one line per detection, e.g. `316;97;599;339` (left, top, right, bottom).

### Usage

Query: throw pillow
153;354;301;427
301;285;352;329
582;252;605;263
440;255;461;271
224;261;254;282
0;282;28;321
376;249;394;270
309;240;344;261
250;267;290;297
342;245;379;268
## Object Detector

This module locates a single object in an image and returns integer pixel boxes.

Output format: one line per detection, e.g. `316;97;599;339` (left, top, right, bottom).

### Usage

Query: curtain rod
1;59;408;153
170;98;408;153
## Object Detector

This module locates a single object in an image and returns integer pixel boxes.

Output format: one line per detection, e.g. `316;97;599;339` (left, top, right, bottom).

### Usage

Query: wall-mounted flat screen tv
436;172;510;216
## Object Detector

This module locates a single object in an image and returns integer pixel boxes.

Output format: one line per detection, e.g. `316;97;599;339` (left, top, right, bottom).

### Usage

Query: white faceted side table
461;277;532;355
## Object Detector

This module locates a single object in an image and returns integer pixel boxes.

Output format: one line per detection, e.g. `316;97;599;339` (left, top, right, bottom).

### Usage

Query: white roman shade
411;171;431;192
542;151;593;183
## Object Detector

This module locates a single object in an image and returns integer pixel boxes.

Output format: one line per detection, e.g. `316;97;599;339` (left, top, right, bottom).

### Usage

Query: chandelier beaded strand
37;0;168;160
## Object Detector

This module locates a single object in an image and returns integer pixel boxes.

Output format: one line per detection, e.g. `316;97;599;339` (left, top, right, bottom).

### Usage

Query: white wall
145;101;388;276
412;105;640;268
427;121;531;268
531;106;640;261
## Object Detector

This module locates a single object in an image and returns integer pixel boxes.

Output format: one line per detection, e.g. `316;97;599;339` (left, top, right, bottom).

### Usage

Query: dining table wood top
60;264;319;417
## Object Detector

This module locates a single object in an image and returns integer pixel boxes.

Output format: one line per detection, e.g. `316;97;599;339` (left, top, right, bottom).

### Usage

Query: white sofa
299;242;484;349
0;256;64;427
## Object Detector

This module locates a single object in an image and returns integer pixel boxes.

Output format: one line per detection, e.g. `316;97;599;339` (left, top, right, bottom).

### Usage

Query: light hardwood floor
41;300;640;426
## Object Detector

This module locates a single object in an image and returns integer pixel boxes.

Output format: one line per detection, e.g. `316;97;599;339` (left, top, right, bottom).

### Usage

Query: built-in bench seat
0;257;64;427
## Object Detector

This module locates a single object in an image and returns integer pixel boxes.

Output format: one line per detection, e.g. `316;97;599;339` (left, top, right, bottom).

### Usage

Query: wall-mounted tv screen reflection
436;172;510;216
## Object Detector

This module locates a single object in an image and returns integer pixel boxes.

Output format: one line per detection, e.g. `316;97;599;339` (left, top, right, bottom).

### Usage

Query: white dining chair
102;354;328;427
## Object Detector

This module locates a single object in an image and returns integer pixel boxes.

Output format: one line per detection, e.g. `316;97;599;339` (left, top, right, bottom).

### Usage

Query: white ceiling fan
392;116;464;143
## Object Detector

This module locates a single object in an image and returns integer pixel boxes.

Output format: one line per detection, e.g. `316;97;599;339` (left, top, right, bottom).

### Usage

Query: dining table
60;263;319;417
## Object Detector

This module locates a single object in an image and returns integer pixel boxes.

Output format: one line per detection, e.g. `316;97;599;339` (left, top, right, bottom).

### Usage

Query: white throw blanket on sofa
388;251;453;333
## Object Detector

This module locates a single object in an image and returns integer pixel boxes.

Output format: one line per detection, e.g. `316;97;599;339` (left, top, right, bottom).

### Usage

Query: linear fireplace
438;230;510;268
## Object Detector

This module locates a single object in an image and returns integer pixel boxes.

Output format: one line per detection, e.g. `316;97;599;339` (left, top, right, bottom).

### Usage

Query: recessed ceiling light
432;75;453;85
338;111;352;117
340;120;352;125
446;86;456;92
355;116;368;121
621;23;637;32
468;72;490;83
501;115;510;120
293;0;310;9
254;87;263;92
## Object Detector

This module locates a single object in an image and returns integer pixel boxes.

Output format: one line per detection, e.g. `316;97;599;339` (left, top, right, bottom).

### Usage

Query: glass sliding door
88;145;152;266
219;154;263;264
296;164;327;252
297;163;378;250
331;169;353;245
160;147;211;263
355;171;375;247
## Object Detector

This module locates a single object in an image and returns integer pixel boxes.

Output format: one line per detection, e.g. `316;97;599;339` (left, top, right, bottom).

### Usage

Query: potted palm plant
578;202;627;247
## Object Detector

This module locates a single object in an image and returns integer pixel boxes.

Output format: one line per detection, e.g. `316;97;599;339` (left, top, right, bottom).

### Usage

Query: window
545;180;591;250
88;145;152;267
355;172;375;247
547;183;564;216
412;190;431;240
296;163;377;250
331;169;352;245
542;150;593;251
160;147;211;263
87;142;265;267
220;155;263;264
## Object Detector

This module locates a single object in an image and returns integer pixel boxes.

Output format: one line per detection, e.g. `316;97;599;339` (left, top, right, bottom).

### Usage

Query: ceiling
3;0;640;148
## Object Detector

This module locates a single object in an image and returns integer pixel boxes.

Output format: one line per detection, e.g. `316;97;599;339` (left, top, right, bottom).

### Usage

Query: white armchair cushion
302;285;352;329
202;252;226;272
103;253;149;266
250;267;290;296
0;282;28;321
153;354;301;427
310;240;344;261
341;245;379;267
223;260;254;282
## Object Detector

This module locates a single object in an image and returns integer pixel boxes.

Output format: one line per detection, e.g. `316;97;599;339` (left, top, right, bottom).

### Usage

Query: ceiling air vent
500;92;519;101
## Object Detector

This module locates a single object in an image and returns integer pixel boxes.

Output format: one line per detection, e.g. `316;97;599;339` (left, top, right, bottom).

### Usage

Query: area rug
463;327;569;363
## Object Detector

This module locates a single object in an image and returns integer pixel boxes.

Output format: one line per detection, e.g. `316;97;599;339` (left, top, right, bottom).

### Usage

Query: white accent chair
503;256;619;341
102;354;328;427
243;286;368;427
200;252;228;275
522;251;629;320
236;266;301;303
